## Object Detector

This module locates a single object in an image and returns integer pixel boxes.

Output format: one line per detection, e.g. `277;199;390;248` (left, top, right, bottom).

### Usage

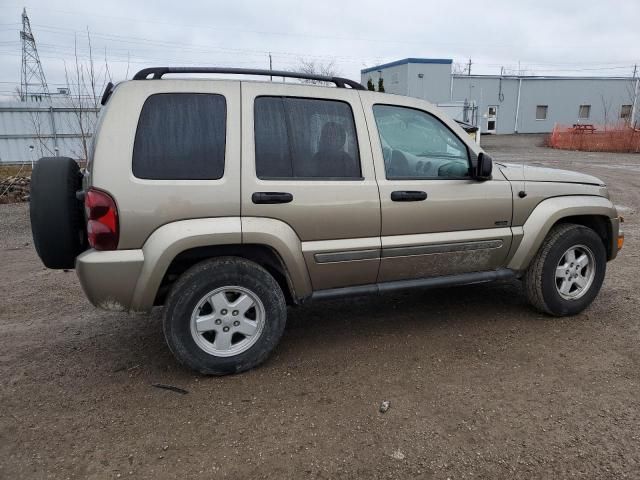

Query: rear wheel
163;257;287;375
524;223;606;316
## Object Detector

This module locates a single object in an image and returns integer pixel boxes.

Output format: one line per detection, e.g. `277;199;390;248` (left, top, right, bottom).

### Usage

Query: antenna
20;8;49;101
518;162;527;198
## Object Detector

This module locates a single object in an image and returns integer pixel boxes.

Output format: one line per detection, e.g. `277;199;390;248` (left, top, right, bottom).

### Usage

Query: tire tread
163;256;287;375
524;223;585;316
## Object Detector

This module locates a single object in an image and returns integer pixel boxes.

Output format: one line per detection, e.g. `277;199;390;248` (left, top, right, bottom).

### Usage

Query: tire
163;257;287;375
524;223;606;316
29;157;86;269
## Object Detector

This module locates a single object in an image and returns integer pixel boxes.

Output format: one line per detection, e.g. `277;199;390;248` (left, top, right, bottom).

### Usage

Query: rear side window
254;96;361;179
133;93;226;180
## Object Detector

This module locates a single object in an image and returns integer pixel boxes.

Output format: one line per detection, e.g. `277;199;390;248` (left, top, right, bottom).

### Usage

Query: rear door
241;82;380;291
360;93;513;282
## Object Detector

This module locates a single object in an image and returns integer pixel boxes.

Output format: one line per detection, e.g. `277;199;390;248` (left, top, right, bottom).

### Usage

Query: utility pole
467;58;472;76
269;53;273;81
19;8;49;101
631;64;639;128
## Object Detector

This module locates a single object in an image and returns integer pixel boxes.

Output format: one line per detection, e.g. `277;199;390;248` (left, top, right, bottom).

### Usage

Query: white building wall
407;63;452;103
451;77;520;134
451;75;638;134
360;58;453;103
0;99;97;164
361;63;409;96
361;58;639;134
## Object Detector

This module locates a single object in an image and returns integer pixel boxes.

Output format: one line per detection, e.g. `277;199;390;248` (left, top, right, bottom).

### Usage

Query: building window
578;105;591;119
391;72;399;84
621;104;632;120
535;105;548;120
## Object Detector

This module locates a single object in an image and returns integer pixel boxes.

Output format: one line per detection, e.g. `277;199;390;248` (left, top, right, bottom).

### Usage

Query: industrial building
0;97;95;164
361;58;639;134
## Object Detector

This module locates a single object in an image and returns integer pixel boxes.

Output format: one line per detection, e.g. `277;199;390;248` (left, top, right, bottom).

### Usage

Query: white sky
1;0;639;96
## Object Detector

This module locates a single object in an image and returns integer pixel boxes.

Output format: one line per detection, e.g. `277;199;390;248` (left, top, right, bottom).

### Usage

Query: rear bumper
76;249;144;311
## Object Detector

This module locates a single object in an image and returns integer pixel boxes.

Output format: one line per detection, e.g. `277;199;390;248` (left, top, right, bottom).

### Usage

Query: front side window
372;104;470;179
254;97;361;179
133;93;226;180
579;104;591;119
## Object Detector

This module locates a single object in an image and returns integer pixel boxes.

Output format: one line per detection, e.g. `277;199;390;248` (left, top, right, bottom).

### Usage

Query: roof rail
132;67;365;90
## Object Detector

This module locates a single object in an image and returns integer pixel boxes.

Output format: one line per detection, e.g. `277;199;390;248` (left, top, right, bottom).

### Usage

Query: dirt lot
1;134;639;479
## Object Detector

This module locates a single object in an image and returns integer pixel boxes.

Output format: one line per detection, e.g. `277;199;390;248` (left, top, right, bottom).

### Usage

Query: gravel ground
1;134;639;479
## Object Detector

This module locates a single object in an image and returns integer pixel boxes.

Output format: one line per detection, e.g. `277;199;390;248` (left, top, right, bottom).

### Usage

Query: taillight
85;188;119;250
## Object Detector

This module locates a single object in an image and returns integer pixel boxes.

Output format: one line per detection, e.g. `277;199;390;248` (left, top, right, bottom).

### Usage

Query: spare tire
30;157;86;269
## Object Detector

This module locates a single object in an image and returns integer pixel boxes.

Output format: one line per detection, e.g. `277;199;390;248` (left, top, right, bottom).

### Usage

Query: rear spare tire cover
29;157;85;269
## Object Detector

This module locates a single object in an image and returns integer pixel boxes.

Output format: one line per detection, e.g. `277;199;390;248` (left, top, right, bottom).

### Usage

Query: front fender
507;195;618;272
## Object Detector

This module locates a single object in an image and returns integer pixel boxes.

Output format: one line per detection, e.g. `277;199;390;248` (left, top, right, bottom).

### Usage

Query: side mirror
474;152;493;180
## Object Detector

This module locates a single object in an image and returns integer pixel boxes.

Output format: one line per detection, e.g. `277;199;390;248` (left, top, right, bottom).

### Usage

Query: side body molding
507;195;618;272
130;218;241;311
241;217;313;301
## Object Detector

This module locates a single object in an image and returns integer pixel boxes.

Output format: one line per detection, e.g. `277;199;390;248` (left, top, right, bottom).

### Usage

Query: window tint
372;104;470;179
536;105;548;120
133;93;226;180
255;97;361;179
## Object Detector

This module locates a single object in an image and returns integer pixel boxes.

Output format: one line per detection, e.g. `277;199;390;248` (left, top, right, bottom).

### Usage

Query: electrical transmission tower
20;8;49;101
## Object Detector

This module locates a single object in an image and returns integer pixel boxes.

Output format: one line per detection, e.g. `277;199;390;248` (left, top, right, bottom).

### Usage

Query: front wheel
163;257;287;375
524;223;606;316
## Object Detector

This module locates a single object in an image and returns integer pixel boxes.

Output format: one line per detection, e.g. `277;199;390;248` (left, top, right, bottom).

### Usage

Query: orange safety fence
548;123;640;153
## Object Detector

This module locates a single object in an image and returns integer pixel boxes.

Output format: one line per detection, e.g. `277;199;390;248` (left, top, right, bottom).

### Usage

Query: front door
360;95;513;282
241;82;381;291
486;105;498;133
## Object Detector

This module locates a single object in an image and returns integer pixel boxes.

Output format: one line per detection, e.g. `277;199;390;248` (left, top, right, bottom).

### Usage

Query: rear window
133;93;226;180
254;96;361;179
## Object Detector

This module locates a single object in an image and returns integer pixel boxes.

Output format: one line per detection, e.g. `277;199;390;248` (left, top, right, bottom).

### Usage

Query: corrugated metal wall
451;76;638;134
0;99;98;164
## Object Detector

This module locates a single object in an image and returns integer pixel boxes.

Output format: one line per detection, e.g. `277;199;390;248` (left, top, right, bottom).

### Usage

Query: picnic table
572;124;596;133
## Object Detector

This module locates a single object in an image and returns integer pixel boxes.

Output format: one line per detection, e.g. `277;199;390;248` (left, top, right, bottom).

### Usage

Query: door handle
390;190;427;202
252;192;293;204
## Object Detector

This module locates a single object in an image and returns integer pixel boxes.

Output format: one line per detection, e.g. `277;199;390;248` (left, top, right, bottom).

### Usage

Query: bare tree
28;109;55;160
63;29;111;162
624;77;639;127
600;93;612;130
452;63;467;75
13;86;55;160
293;59;340;85
502;66;534;76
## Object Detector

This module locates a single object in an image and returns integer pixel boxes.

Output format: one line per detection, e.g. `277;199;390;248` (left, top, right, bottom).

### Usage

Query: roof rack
132;67;366;90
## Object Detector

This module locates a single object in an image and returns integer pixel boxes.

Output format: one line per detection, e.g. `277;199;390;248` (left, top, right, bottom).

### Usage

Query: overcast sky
1;0;639;97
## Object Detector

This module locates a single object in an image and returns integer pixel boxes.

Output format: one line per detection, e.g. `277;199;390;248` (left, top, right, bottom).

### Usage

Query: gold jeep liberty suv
29;67;623;375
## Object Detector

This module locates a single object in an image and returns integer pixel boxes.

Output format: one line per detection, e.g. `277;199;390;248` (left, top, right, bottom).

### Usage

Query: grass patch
0;164;32;179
